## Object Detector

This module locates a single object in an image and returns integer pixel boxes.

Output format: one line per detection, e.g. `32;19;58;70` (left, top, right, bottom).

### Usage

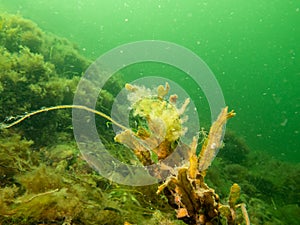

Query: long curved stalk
1;105;128;131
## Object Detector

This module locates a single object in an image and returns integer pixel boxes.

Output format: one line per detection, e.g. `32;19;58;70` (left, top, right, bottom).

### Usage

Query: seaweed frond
198;107;236;172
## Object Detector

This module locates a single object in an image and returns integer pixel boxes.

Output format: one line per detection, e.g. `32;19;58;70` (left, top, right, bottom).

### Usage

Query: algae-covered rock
0;14;43;53
0;13;122;145
0;14;86;144
0;13;89;75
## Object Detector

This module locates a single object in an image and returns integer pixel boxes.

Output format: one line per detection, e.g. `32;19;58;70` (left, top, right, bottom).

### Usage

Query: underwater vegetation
2;77;246;225
0;13;123;146
0;130;164;225
0;13;299;225
0;13;84;146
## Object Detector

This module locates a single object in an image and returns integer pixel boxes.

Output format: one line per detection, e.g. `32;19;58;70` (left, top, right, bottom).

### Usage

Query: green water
1;0;299;163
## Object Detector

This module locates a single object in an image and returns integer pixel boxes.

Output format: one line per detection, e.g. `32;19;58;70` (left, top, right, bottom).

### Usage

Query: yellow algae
198;107;236;172
188;136;198;179
157;82;170;99
229;183;241;209
115;82;189;163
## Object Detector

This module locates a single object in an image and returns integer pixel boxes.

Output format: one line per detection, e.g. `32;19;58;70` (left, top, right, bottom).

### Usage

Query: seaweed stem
0;105;128;131
198;107;236;171
15;188;59;204
239;203;250;225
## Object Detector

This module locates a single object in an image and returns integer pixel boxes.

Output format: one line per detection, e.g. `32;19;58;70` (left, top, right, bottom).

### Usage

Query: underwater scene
0;1;299;224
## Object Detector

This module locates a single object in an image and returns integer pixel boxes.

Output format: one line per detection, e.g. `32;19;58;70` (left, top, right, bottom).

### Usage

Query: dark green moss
0;13;124;147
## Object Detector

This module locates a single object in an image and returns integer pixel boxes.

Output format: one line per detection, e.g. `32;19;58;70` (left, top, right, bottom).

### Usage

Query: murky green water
0;1;300;224
1;0;298;162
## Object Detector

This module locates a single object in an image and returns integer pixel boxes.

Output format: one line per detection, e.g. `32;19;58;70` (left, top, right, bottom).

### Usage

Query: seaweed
1;82;299;225
217;131;250;164
1;82;249;225
0;13;122;147
0;130;37;187
0;130;157;225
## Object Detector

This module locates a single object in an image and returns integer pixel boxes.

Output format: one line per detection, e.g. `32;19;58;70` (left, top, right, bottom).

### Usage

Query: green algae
0;13;179;225
0;131;173;225
0;13;123;147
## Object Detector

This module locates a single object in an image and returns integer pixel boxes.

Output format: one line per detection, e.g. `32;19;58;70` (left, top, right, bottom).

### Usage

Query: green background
1;0;299;162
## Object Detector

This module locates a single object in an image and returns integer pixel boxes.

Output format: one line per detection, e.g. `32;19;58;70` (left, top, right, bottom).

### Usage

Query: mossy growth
0;131;186;225
0;130;38;187
0;13;90;76
0;13;123;146
130;96;182;142
217;130;250;164
0;13;83;145
0;14;43;53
